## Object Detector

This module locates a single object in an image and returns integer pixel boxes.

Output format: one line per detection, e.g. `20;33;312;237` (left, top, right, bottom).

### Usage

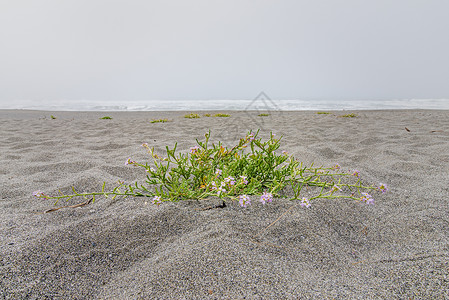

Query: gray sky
1;0;448;104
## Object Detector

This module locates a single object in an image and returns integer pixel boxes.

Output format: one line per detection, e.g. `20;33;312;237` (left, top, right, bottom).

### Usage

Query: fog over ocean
3;99;448;111
2;2;448;113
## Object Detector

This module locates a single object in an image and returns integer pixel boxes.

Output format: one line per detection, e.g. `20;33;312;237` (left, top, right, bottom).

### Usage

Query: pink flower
190;146;200;154
152;196;162;206
378;183;388;194
300;197;311;208
33;190;48;200
217;183;226;196
224;176;235;186
125;157;136;165
259;192;273;205
330;185;342;193
360;192;374;205
239;195;251;208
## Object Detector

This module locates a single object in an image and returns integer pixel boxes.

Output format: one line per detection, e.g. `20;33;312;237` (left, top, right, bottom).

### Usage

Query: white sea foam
2;99;448;111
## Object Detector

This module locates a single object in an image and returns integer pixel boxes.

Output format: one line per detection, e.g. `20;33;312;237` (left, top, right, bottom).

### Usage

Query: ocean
3;99;449;111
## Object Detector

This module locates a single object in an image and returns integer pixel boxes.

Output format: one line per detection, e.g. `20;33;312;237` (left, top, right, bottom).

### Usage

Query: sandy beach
1;109;448;299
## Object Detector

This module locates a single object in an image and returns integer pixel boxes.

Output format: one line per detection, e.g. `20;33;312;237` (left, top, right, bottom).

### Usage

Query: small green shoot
213;113;230;117
100;116;112;120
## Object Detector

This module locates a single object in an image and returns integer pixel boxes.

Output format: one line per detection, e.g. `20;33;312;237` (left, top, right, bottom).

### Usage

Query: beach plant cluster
150;118;170;123
184;113;231;118
340;113;357;118
184;113;201;119
34;131;387;208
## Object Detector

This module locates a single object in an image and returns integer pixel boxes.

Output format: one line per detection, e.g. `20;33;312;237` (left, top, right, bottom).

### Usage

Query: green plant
340;113;357;118
34;131;387;208
184;113;201;119
100;116;112;120
203;114;211;117
150;119;170;123
50;115;57;119
213;113;230;117
258;113;270;116
316;112;331;115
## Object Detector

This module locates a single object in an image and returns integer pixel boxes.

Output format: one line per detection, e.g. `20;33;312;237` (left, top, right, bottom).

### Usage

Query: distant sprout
213;113;230;117
150;118;170;123
340;113;357;118
100;116;112;120
316;112;331;115
184;113;201;119
50;115;57;119
203;114;211;117
258;113;270;117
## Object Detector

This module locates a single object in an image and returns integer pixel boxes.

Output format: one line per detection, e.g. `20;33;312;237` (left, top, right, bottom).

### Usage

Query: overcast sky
1;0;448;104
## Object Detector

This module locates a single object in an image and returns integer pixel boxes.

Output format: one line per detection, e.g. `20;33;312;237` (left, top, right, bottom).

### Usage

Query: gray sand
1;109;448;299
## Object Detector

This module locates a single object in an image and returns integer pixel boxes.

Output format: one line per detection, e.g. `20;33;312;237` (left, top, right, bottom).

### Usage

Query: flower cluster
33;190;48;200
125;157;136;165
211;181;227;196
360;192;374;205
330;185;342;193
152;195;162;206
190;146;200;154
300;197;311;208
224;176;236;186
378;183;388;194
259;192;273;205
210;173;250;198
217;183;226;196
239;194;251;208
